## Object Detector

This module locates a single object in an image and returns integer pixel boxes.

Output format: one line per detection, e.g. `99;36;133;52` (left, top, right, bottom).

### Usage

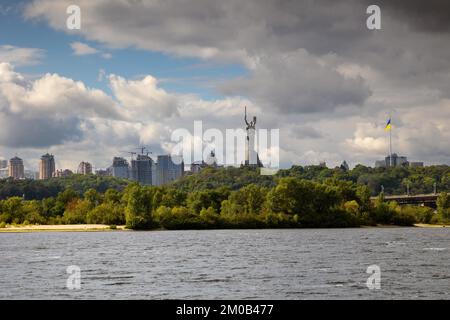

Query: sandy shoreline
0;224;127;232
0;223;447;232
413;223;448;228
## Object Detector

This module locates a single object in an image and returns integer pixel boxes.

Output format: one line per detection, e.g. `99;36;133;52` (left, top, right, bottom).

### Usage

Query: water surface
0;228;449;299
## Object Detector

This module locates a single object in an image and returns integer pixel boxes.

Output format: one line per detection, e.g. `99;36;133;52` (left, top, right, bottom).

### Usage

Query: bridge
370;193;442;208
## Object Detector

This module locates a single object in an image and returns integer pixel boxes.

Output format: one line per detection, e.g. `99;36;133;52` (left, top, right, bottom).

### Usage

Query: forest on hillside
1;166;450;229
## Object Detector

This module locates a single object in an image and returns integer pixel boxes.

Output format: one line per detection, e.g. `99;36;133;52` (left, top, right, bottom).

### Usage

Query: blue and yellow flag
384;118;392;131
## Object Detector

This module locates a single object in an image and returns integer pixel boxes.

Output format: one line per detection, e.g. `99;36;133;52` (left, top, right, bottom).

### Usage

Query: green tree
87;202;125;225
22;200;46;224
124;184;154;229
104;188;121;204
0;197;25;224
187;188;229;214
221;184;267;217
84;188;102;208
63;199;89;224
436;192;450;222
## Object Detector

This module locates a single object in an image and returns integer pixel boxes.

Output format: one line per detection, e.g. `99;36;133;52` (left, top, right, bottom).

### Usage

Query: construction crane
120;151;137;161
134;146;152;157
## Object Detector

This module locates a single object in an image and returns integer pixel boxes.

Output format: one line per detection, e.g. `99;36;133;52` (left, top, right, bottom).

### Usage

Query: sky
1;0;450;172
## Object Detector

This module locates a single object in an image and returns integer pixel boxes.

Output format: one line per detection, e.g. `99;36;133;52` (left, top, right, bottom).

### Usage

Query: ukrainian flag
384;118;392;131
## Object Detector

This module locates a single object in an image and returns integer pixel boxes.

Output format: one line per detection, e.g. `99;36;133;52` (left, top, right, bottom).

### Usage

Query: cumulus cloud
24;0;450;117
109;74;179;120
0;45;45;66
70;42;99;55
70;41;112;59
0;63;123;147
0;115;83;148
0;62;255;169
15;0;450;167
221;50;371;114
346;122;388;154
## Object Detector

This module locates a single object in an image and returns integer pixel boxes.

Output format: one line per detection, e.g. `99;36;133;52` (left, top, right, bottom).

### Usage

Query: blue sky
1;0;450;170
0;1;246;100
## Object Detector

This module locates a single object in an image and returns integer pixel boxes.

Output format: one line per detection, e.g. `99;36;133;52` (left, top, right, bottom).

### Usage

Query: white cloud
70;42;112;59
70;42;99;55
13;0;450;167
109;74;179;120
346;122;388;154
0;63;256;169
0;45;45;66
0;63;124;148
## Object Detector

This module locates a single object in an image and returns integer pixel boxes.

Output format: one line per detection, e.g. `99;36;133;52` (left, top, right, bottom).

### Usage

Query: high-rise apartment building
77;161;93;175
39;153;55;180
131;154;154;185
54;169;74;178
0;159;7;169
9;156;25;180
111;157;129;179
155;155;184;186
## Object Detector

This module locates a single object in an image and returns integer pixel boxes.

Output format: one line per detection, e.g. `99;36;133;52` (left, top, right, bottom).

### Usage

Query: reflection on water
0;228;449;299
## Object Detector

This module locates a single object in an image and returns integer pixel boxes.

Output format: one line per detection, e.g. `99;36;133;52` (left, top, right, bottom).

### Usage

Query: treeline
1;176;449;229
0;175;129;200
173;165;450;196
1;165;449;201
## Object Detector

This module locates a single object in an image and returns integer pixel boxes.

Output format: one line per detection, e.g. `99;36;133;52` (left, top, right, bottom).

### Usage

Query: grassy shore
0;224;126;232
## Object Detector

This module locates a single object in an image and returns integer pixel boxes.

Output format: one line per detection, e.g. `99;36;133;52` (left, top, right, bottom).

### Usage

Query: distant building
190;160;208;173
0;159;7;169
190;150;219;173
375;153;409;168
375;160;386;168
131;154;154;185
77;161;92;175
155;155;184;186
54;169;73;178
0;168;8;179
409;162;424;168
111;157;129;179
319;161;327;168
9;156;24;180
386;154;408;167
39;153;55;180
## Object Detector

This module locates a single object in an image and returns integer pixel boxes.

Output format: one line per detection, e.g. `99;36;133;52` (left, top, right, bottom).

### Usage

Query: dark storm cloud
20;0;450;165
290;125;324;139
220;50;372;114
372;0;450;33
0;114;83;148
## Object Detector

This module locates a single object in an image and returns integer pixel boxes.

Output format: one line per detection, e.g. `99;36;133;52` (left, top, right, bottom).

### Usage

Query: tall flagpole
389;114;392;167
389;122;392;167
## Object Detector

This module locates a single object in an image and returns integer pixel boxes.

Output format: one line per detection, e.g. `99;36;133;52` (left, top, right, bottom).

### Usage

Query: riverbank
0;224;127;232
0;223;448;232
414;223;448;228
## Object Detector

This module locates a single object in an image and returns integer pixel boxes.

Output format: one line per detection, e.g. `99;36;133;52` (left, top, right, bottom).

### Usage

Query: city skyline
1;1;450;303
1;1;450;171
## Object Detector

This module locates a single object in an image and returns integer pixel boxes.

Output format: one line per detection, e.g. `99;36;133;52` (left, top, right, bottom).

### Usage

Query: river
0;228;449;299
